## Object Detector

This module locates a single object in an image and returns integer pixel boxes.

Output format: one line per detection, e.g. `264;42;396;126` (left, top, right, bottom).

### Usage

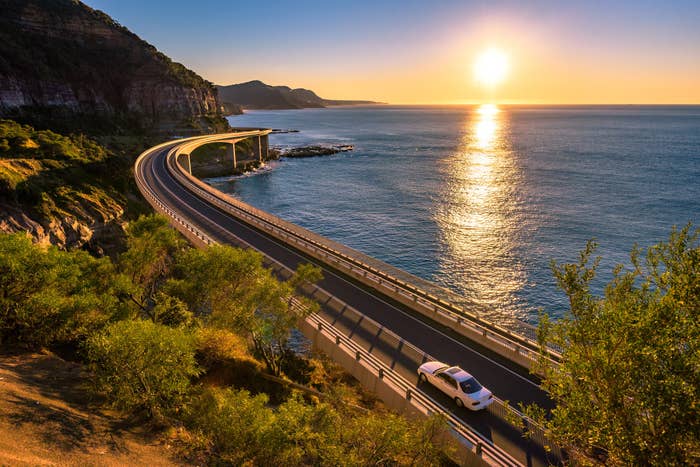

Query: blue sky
83;0;700;103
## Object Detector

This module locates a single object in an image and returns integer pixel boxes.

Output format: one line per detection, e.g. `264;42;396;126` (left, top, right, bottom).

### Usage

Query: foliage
119;215;188;322
86;319;200;416
0;119;108;163
186;387;454;466
533;224;700;466
194;327;250;370
168;245;322;376
0;233;120;347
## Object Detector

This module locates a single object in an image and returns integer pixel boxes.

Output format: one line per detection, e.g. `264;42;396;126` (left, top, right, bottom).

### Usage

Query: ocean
213;105;700;325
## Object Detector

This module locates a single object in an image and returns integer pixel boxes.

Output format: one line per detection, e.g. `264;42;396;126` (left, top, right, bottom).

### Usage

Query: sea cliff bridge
135;129;565;466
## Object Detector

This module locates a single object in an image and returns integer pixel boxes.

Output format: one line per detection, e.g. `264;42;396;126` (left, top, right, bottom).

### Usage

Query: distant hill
217;80;380;113
0;0;226;133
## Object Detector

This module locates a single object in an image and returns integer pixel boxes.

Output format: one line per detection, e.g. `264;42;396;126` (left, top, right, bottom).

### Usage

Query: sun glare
474;48;509;87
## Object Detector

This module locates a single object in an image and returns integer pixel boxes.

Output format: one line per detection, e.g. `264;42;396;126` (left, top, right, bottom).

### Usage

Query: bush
185;387;453;466
87;319;200;416
194;327;250;370
0;233;119;347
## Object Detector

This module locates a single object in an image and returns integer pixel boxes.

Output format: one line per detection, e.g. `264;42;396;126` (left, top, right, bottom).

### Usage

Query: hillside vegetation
0;216;456;465
0;119;144;252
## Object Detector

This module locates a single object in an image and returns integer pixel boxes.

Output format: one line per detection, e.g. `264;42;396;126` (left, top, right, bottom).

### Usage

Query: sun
474;48;509;87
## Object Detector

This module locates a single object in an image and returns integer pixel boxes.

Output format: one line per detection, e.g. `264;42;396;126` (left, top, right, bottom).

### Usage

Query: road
137;140;561;466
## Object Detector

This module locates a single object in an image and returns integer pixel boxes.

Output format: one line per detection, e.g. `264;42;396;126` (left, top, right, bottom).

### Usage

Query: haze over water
218;106;700;325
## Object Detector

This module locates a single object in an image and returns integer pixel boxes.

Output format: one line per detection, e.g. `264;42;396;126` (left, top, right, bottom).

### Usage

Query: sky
83;0;700;104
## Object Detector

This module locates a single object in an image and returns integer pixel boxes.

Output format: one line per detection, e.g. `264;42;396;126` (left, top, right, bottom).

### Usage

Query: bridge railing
134;141;526;466
170;138;561;370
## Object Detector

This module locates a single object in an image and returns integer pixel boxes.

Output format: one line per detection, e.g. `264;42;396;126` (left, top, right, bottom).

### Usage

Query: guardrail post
335;335;341;345
355;351;361;361
475;442;483;457
378;368;384;379
317;322;322;331
406;389;412;401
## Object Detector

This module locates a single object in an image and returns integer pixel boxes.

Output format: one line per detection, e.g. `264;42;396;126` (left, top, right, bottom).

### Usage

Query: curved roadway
137;137;559;467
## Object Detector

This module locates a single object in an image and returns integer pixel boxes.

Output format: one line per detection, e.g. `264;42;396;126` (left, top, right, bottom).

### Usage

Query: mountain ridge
0;0;226;133
217;80;380;113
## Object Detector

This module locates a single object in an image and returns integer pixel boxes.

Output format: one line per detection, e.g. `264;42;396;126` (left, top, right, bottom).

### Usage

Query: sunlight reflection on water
435;104;528;324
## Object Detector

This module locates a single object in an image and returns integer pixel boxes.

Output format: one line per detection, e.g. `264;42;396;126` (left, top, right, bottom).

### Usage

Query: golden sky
87;0;700;104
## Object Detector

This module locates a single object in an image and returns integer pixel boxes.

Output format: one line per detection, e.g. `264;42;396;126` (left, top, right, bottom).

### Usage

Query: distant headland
217;80;383;115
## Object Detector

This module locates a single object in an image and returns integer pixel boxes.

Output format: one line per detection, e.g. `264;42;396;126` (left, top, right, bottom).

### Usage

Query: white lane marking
148;148;543;393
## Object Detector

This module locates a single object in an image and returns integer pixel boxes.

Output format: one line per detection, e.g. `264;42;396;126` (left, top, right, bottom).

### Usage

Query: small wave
203;161;280;183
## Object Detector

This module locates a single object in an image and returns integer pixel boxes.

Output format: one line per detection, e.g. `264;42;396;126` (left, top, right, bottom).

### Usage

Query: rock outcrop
0;0;224;133
0;201;124;253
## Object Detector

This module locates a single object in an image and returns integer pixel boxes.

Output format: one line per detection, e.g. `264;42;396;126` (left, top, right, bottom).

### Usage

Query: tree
118;214;186;323
533;224;700;465
86;319;200;417
248;264;322;377
168;245;322;376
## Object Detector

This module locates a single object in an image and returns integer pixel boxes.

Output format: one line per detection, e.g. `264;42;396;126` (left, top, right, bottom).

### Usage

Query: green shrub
185;387;453;466
187;387;273;464
87;319;200;416
0;233;119;347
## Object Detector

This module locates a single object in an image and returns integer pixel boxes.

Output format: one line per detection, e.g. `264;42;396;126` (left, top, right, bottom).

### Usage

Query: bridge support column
258;135;270;160
225;142;237;169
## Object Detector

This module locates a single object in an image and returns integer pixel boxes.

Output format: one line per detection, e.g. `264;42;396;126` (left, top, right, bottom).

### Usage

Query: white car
417;361;494;410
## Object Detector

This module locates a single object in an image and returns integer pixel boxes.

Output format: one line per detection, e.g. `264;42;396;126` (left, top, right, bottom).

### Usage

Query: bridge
135;130;564;466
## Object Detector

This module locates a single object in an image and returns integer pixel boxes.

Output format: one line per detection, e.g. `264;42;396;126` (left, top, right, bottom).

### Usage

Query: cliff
217;80;379;112
0;0;226;133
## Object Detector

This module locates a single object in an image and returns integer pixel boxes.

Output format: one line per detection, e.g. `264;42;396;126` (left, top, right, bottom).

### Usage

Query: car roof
444;366;473;382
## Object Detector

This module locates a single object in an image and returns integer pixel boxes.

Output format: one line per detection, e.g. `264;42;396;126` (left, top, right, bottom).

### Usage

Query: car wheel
455;397;464;408
419;373;427;383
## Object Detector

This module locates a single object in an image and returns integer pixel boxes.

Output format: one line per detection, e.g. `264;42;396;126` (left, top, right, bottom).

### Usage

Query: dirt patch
0;351;187;466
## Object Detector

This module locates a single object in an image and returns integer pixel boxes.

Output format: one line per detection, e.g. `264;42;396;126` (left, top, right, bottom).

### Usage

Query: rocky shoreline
274;144;354;158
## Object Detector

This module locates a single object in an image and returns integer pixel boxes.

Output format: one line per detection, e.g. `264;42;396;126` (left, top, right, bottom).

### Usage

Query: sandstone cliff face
0;0;221;132
0;202;124;253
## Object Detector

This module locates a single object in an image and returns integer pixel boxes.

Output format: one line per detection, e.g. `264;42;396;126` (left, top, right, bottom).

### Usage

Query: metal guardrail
134;138;528;466
167;138;561;368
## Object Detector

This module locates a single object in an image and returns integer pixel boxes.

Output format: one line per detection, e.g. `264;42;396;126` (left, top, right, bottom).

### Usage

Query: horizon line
333;102;700;106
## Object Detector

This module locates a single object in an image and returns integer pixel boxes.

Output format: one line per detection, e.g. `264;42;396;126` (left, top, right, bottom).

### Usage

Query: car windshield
459;377;483;394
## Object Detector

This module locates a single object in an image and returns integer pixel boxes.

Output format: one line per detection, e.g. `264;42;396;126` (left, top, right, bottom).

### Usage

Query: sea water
215;105;700;325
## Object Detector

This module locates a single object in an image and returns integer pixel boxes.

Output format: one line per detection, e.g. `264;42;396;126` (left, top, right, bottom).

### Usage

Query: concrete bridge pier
251;134;269;162
261;134;269;160
225;141;237;169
